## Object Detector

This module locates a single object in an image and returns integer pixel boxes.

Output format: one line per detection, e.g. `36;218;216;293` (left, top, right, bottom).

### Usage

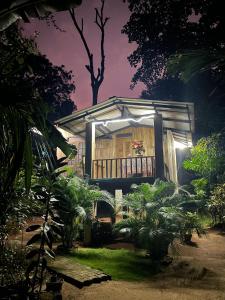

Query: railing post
154;114;164;179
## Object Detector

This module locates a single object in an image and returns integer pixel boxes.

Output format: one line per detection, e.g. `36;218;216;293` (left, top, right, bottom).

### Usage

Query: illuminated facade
56;97;194;193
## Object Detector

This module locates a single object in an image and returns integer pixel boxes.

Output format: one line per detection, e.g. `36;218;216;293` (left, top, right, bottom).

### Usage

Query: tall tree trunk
92;85;99;106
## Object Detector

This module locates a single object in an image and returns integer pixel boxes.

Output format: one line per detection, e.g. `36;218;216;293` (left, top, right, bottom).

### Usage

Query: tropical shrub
180;212;205;243
24;156;67;295
191;178;208;197
0;243;29;297
55;175;113;249
208;183;225;225
0;23;76;228
114;218;142;245
183;133;225;184
115;180;204;260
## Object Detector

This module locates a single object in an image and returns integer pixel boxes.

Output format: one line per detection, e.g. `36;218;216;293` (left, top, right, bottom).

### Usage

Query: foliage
0;243;28;289
183;133;225;184
0;0;82;31
191;178;209;199
113;218;141;244
179;212;205;243
0;24;76;122
191;178;208;198
70;247;155;281
54;175;113;249
92;221;113;246
141;73;225;137
25;156;67;294
115;180;204;260
123;0;225;89
208;184;225;225
10;172;45;227
0;20;76;299
0;23;76;227
166;48;225;135
167;49;225;83
22;53;76;122
0;29;76;289
123;0;225;136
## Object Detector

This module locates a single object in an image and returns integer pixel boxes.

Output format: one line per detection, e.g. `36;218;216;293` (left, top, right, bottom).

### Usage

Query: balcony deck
90;156;155;193
92;156;155;179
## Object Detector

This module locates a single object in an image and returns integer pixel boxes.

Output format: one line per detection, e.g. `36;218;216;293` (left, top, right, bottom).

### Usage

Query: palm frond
167;48;225;82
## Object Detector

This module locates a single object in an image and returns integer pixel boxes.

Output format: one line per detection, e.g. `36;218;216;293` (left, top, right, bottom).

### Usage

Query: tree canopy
0;23;77;222
123;0;225;136
123;0;225;89
0;24;76;122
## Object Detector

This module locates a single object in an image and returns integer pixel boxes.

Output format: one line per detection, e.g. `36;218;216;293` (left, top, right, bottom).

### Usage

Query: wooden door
115;138;131;158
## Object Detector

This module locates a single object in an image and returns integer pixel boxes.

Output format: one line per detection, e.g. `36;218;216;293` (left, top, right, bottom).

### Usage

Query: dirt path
62;230;225;300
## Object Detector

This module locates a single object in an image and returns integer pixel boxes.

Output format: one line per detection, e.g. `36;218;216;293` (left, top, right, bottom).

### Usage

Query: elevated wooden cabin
56;97;194;194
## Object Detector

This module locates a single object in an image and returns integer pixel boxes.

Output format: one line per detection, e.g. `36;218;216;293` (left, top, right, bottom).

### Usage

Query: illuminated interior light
93;113;155;127
174;140;192;149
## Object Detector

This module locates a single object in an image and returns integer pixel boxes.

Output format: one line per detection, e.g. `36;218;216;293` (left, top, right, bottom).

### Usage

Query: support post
154;114;164;179
85;122;94;178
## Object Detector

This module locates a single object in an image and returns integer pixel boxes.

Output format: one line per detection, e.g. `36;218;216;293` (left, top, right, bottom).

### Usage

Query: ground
62;230;225;300
11;221;225;299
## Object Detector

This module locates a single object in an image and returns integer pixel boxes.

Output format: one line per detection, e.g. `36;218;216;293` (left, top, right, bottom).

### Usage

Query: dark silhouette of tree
24;54;76;122
0;0;82;31
69;0;109;106
123;0;225;90
141;74;225;138
167;49;225;83
123;0;225;136
0;24;77;225
0;24;76;122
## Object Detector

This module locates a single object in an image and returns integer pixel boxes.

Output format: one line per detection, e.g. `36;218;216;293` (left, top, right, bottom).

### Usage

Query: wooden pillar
85;122;95;178
154;114;164;179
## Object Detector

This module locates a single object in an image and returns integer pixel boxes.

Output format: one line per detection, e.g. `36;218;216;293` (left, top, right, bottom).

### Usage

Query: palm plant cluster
54;175;113;249
114;180;204;260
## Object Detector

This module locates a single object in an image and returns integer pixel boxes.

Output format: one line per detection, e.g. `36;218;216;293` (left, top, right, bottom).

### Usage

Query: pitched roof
56;97;194;145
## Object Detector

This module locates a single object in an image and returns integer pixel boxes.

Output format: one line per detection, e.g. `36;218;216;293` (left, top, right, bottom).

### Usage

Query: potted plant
131;140;145;156
46;275;63;293
180;212;205;244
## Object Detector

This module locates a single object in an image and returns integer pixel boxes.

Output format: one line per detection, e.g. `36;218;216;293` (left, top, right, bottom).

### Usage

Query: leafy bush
55;175;113;249
208;183;225;225
183;133;225;184
92;221;113;246
115;180;204;260
180;212;205;243
0;243;28;287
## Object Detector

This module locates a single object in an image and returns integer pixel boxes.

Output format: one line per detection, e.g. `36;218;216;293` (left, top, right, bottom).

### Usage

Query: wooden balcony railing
92;156;155;179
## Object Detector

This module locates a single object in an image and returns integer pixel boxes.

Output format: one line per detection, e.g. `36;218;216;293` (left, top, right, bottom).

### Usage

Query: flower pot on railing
131;140;145;157
136;153;143;157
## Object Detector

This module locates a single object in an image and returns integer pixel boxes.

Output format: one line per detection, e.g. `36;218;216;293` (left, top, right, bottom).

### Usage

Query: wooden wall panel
95;126;155;160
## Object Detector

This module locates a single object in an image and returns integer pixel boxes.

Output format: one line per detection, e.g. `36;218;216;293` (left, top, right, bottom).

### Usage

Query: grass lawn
68;247;156;281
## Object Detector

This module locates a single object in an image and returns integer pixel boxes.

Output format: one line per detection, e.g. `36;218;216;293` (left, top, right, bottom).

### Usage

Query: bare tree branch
69;0;109;106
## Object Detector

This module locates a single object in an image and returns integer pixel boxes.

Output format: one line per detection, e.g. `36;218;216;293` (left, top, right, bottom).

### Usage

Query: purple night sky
23;0;145;110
